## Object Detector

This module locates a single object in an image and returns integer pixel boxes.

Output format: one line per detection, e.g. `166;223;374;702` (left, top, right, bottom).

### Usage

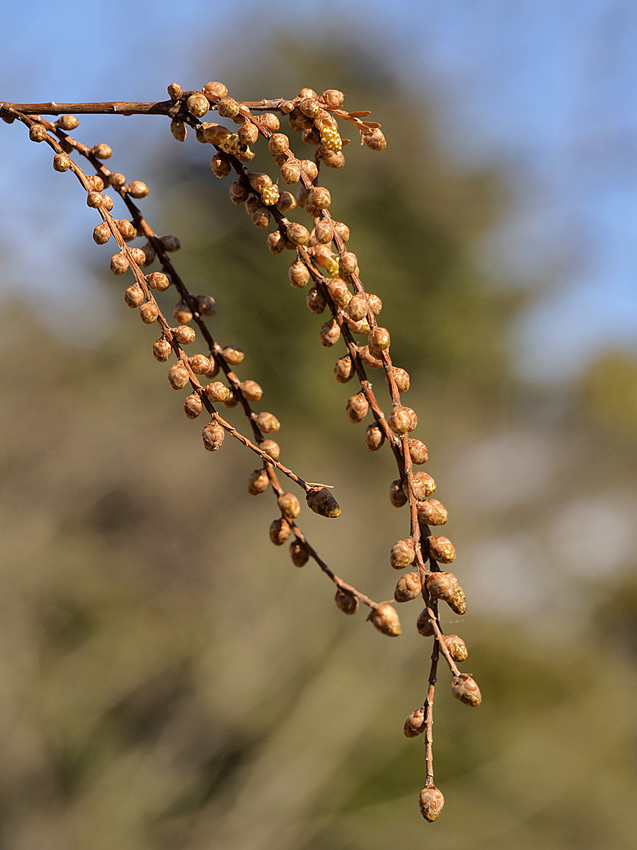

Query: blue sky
1;0;635;382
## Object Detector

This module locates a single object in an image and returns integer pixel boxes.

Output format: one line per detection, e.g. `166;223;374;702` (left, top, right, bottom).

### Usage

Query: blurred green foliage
0;33;635;850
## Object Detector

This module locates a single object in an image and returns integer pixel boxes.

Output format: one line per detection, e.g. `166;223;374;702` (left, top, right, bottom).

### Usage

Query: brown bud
416;609;435;637
115;219;137;241
261;439;280;460
306;286;327;314
326;278;351;310
307;186;331;210
394;571;423;603
334;587;359;615
428;535;456;564
347;294;368;322
449;587;467;615
364;422;385;451
29;123;47;142
416;498;448;526
90;143;112;160
187;93;210;117
210;152;231;178
92;222;111;245
269;517;291;546
167;82;183;100
53;152;72;172
288;260;310;289
202;81;228;100
426;570;458;602
267;230;286;254
321;89;345;108
127;247;147;267
289;538;310;567
299;159;318;181
403;707;426;738
286;222;310;246
368;327;391;354
387;367;410;394
389;405;418;435
196;294;217;316
445;635;468;662
86;175;105;192
168;362;190;390
248;468;270;495
452;674;482;707
238;122;259;145
160;234;181;252
108;173;127;189
152;338;172;362
229;181;250;205
408;438;428;465
319;318;341;347
390;538;416;569
277;492;301;519
184;392;203;419
221;345;244;365
172;325;195;345
205;381;231;402
256;412;280;434
359;345;383;369
364;129;387;152
306;487;341;518
346;392;369;423
202;420;225;451
173;300;193;325
406;472;436;501
419;785;444;822
258;112;280;132
339;251;358;276
57;114;79;131
124;284;144;308
189;354;212;375
240;379;263;401
369;602;401;637
170;118;187;141
125;181;149;199
280;159;301;184
389;479;408;508
140;302;159;324
146;271;171;291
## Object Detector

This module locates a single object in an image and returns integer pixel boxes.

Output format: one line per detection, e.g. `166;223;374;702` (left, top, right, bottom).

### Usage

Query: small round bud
306;487;341;518
403;707;426;738
334;587;359;614
124;284;144;308
57;114;79;131
140;302;159;324
428;535;456;564
364;422;384;451
407;472;436;501
339;251;358;276
299;159;318;181
125;181;149;199
189;354;212;375
93;222;111;244
108;172;127;189
394;571;423;603
426;571;462;609
326;278;350;310
290;539;310;567
29;123;47;142
221;345;244;365
210;152;231;178
347;294;368;322
346;392;369;423
86;191;104;208
172;325;196;345
390;538;416;570
153;338;172;361
128;247;147;266
173;300;193;325
202;420;225;451
319;318;341;347
168;362;190;390
268;132;290;155
261;439;280;460
267;230;286;254
184;392;203;419
369;603;401;637
170;118;187;141
229;181;250;205
205;381;232;402
146;271;171;291
408;438;428;464
278;492;301;519
320;148;345;168
196;294;217;316
238;121;259;145
368;327;391;353
159;234;180;253
389;406;418;435
240;380;263;401
348;317;371;336
299;97;320;118
187;93;210;117
452;674;481;707
286;222;310;246
419;786;444;822
202;81;228;100
90;143;112;160
321;89;344;108
85;175;105;192
249;171;272;193
307;186;331;210
389;479;408;508
258;113;280;132
167;82;183;100
334;355;353;383
251;208;271;229
416;609;435;637
445;635;468;662
280;159;301;184
269;517;291;546
288;260;310;289
306;286;327;314
248;468;270;495
363;128;387;152
53;152;72;172
256;412;280;434
416;498;448;526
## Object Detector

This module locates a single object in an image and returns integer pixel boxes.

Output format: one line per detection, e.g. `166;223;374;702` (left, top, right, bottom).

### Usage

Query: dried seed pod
146;271;170;291
428;535;456;564
452;674;482;707
248;468;270;495
205;381;232;402
278;492;301;520
124;284;144;308
240;380;263;401
184;392;203;419
403;707;426;738
288;260;310;289
221;345;244;365
202;420;225;451
153;338;172;362
334;355;353;383
140;302;159;324
390;538;416;569
187;93;210;117
53;152;72;172
280;159;301;184
269;517;291;546
416;608;435;637
419;785;444;822
394;571;423;603
93;222;111;245
445;635;468;663
195;294;216;316
172;325;196;345
334;587;359;615
319;318;341;347
170;118;187;141
408;438;428;464
189;354;212;375
125;180;149;199
389;479;408;508
290;538;310;567
389;405;417;435
364;422;385;451
407;472;436;500
256;412;280;434
346;392;369;423
261;439;280;460
173;300;193;325
306;285;327;314
369;602;401;637
364;128;387;152
416;498;448;526
306;487;341;518
168;362;190;390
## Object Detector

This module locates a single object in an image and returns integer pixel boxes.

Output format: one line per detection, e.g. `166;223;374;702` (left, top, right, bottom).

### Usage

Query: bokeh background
1;2;636;848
